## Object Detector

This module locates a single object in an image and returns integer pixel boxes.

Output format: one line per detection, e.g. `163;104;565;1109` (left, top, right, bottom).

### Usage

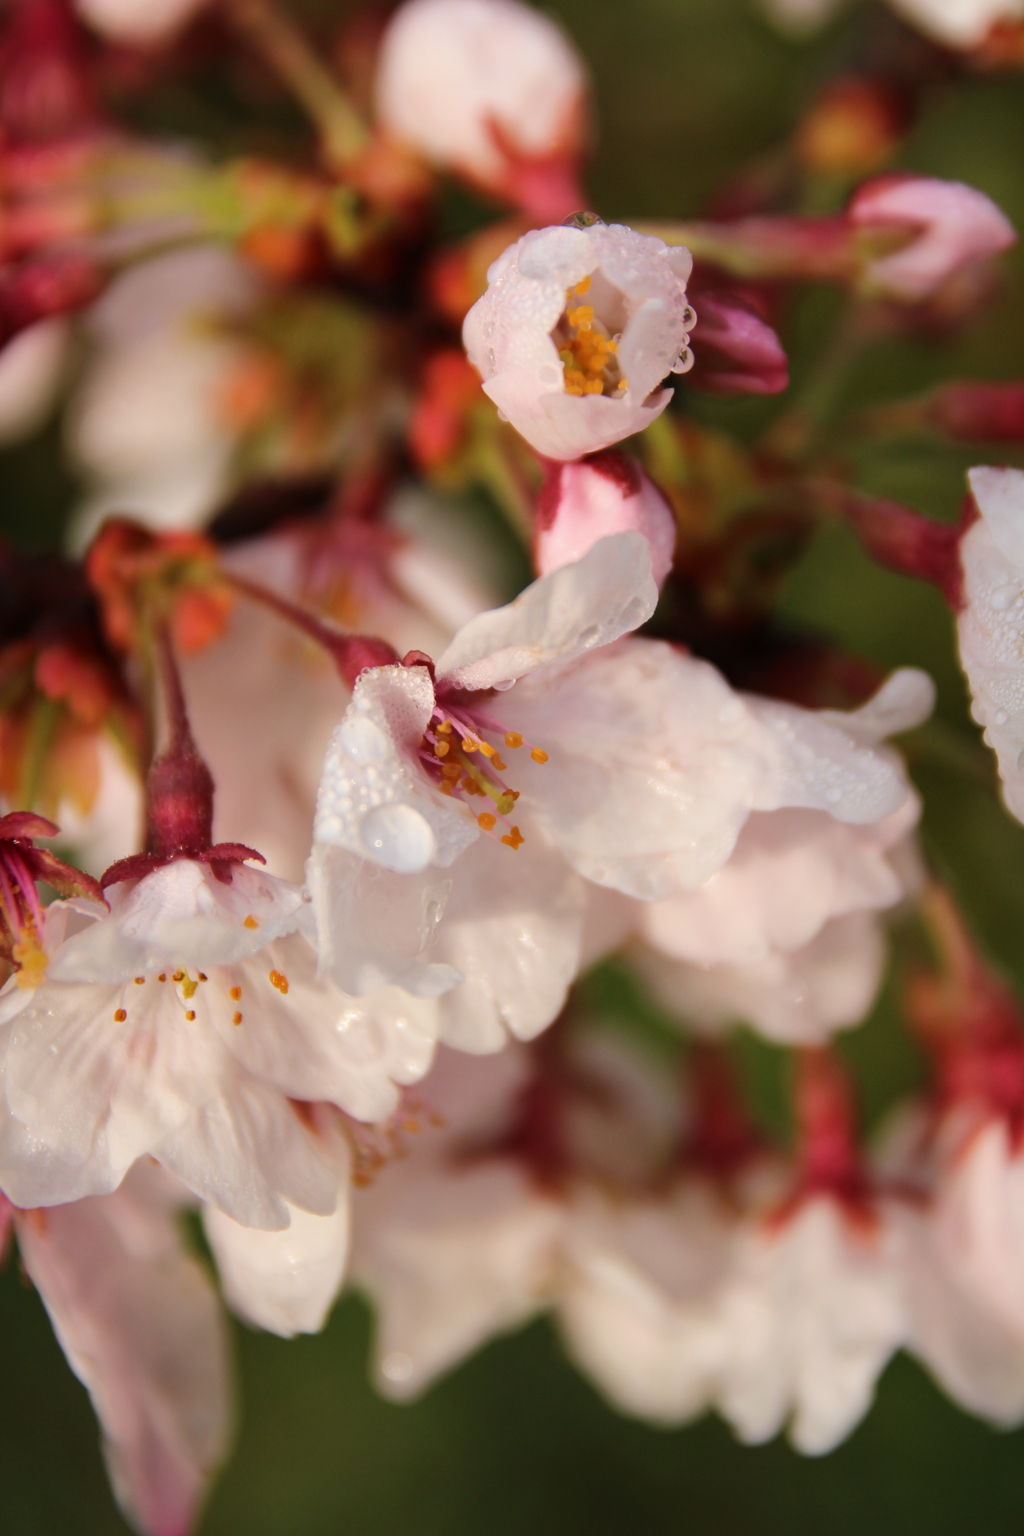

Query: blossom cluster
1;0;1024;1529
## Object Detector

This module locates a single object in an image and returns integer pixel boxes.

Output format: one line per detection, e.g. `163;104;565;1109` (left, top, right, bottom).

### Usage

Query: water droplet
579;624;601;648
340;715;388;764
360;803;436;873
995;711;1009;726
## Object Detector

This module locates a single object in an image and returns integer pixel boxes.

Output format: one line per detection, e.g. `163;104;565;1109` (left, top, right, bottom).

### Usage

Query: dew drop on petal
341;715;389;763
360;803;437;872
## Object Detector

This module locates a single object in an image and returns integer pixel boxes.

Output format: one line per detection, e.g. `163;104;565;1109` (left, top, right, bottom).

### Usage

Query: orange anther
269;970;289;995
185;1010;196;1022
574;275;591;295
232;1011;243;1025
436;719;452;733
113;1008;127;1022
172;970;185;982
244;915;259;929
531;748;549;764
134;976;145;985
504;732;523;749
158;973;167;983
491;755;507;772
434;739;450;757
477;812;497;831
229;985;242;1001
501;825;525;850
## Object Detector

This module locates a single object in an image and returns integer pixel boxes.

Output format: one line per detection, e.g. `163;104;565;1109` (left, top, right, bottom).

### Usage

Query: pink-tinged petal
75;0;208;44
534;453;676;587
436;531;657;692
886;0;1023;48
16;1162;233;1536
852;176;1016;303
374;0;587;194
204;1191;351;1339
688;292;789;396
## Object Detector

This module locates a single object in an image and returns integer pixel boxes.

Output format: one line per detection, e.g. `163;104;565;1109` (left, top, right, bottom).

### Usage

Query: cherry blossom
74;0;208;45
957;465;1024;825
375;0;587;220
462;220;695;460
8;1160;232;1536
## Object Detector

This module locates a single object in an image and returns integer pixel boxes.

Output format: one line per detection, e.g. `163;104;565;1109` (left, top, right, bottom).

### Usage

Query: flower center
552;274;627;397
417;693;547;851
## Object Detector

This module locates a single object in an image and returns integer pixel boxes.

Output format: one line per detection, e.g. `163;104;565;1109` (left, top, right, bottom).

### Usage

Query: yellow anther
229;985;242;1001
574;274;591;295
185;1010;196;1022
436;720;452;734
501;825;525;851
491;755;507;772
232;1011;243;1025
504;732;523;749
441;763;462;779
461;739;475;752
477;812;497;831
606;338;618;353
583;378;603;394
244;915;259;929
477;741;496;758
13;932;48;989
434;739;450;758
567;305;594;329
114;1008;127;1022
180;975;198;1001
531;748;549;764
438;780;454;795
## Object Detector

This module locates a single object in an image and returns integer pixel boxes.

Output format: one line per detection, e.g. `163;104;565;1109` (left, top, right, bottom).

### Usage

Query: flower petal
16;1161;233;1536
437;531;657;692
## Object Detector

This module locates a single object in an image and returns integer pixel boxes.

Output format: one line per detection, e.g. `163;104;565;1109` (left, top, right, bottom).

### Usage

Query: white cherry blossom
11;1161;232;1536
310;535;924;1053
716;1196;906;1454
375;0;586;209
463;221;695;460
957;465;1024;825
887;0;1024;48
0;858;439;1227
0;317;70;447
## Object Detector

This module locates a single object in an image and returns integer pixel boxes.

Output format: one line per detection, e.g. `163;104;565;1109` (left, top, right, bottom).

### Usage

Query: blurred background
5;0;1024;1529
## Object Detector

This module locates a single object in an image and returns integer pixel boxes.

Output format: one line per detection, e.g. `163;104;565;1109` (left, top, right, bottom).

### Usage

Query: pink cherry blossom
533;450;676;586
851;176;1016;303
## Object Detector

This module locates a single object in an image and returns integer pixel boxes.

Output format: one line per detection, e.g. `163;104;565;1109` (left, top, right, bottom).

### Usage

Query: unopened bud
851;175;1017;304
535;451;676;588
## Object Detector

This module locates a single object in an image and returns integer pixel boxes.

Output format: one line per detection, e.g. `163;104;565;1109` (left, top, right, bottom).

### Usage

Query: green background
5;0;1024;1529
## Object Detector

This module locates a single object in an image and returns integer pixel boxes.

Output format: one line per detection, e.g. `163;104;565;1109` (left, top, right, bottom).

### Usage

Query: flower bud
534;451;676;587
851;175;1016;303
687;289;788;396
463;220;694;461
375;0;587;219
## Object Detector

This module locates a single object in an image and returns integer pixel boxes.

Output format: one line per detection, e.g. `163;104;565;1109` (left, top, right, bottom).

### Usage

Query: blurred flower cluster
3;0;1024;1528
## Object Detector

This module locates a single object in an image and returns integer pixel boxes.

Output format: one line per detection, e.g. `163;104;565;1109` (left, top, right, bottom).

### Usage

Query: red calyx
808;479;972;609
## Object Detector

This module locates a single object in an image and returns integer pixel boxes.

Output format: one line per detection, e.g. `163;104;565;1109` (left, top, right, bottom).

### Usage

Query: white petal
641;800;916;968
16;1161;232;1536
432;833;585;1053
48;861;306;983
203;1138;351;1339
307;842;463;999
635;911;887;1045
351;1158;561;1400
717;1199;905;1454
219;933;439;1123
313;665;477;873
817;668;935;746
436;532;657;693
482;371;674;461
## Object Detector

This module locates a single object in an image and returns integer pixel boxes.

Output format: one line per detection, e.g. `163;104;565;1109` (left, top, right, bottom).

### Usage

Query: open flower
8;1160;233;1536
310;534;922;1053
375;0;588;221
463;220;695;460
957;464;1024;824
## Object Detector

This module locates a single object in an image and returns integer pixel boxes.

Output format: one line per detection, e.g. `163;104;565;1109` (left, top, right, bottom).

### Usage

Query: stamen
477;813;497;831
269;969;289;995
501;826;525;851
229;985;242;1001
134;976;145;985
114;1008;127;1022
180;975;198;1001
185;1010;196;1022
504;732;523;749
232;1011;243;1025
158;973;167;983
244;915;259;929
531;748;549;764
